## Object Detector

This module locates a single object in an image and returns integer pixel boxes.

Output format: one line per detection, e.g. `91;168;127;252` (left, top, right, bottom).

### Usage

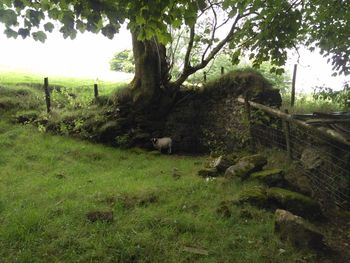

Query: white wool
153;137;172;154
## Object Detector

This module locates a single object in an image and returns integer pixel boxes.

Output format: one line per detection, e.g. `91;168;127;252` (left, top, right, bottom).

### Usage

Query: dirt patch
119;193;158;209
86;210;113;223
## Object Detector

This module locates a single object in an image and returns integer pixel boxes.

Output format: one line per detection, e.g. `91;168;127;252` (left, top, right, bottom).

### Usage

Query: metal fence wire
239;98;350;211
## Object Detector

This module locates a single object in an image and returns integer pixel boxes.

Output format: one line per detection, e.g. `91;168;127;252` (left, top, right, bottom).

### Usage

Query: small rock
86;211;113;223
197;168;218;177
275;209;326;250
212;154;237;173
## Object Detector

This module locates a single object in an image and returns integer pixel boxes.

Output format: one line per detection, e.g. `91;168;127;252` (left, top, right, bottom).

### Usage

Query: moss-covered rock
212;154;238;173
236;186;269;208
275;209;326;250
251;168;285;187
267;187;323;220
197;168;219;178
225;154;267;179
235;186;323;220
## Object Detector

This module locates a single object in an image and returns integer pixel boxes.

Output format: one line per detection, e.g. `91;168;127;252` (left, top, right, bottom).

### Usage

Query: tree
110;49;134;73
1;0;349;108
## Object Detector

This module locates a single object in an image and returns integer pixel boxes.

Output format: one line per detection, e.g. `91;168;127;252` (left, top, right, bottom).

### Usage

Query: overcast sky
0;24;348;92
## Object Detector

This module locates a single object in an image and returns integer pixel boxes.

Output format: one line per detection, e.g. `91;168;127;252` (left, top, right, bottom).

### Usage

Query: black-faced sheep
151;137;172;154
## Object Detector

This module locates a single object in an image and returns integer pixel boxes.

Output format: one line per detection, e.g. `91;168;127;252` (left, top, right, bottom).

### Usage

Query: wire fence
238;98;350;211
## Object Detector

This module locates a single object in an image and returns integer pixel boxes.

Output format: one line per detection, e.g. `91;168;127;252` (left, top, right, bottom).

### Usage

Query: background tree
1;0;349;107
110;49;134;73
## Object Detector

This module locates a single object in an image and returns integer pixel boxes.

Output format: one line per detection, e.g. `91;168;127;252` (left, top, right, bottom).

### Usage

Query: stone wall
164;70;282;154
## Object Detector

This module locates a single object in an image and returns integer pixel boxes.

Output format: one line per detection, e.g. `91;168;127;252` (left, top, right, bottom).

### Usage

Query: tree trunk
130;32;170;108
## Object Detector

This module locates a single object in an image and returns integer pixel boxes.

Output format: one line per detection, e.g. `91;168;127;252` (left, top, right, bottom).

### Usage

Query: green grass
0;121;316;262
0;70;127;97
282;94;346;114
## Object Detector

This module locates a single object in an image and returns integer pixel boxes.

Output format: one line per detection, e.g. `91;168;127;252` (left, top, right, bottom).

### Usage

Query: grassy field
0;120;316;262
0;71;127;97
0;71;319;262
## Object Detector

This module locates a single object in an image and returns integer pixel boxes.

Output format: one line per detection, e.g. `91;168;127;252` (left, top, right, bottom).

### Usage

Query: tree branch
172;13;245;87
183;25;195;70
201;1;218;62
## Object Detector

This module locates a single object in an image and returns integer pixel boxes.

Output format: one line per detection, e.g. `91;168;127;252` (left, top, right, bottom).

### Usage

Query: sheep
151;137;172;154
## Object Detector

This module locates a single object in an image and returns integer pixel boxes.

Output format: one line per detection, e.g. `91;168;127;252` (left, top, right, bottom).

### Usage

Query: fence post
221;67;224;75
203;71;207;83
291;64;297;107
94;83;99;98
44;77;51;113
244;97;255;151
283;109;292;159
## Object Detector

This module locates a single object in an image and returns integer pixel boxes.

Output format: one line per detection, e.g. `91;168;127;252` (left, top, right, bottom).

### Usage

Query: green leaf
18;28;30;39
32;31;47;43
44;22;54;32
76;19;86;33
0;9;18;26
4;27;18;38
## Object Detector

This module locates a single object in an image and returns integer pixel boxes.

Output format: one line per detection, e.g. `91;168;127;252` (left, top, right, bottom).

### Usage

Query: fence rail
237;97;350;210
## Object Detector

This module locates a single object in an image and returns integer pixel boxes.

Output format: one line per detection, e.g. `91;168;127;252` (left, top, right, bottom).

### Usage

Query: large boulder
275;209;326;250
225;154;267;179
267;188;323;220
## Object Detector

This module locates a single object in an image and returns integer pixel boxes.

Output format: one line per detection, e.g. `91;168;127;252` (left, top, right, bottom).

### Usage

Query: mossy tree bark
130;32;171;108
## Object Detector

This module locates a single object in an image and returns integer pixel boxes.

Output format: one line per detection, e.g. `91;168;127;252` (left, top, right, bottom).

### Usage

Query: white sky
0;24;348;92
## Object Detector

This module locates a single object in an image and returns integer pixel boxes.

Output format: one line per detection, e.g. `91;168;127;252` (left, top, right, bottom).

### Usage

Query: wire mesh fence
239;98;350;211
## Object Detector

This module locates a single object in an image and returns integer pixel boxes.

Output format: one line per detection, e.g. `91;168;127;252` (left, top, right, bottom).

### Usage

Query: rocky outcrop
274;209;326;250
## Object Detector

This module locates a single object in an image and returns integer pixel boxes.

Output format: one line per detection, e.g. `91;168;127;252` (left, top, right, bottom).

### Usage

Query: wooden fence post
244;97;255;151
221;66;224;75
283;109;292;159
44;77;51;113
203;71;207;83
94;83;99;98
291;64;297;107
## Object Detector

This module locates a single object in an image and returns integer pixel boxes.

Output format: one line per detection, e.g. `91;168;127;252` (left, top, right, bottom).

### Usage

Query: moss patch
251;169;285;187
237;186;269;208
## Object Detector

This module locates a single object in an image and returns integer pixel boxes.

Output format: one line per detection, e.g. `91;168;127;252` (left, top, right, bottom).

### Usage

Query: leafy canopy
1;0;349;75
